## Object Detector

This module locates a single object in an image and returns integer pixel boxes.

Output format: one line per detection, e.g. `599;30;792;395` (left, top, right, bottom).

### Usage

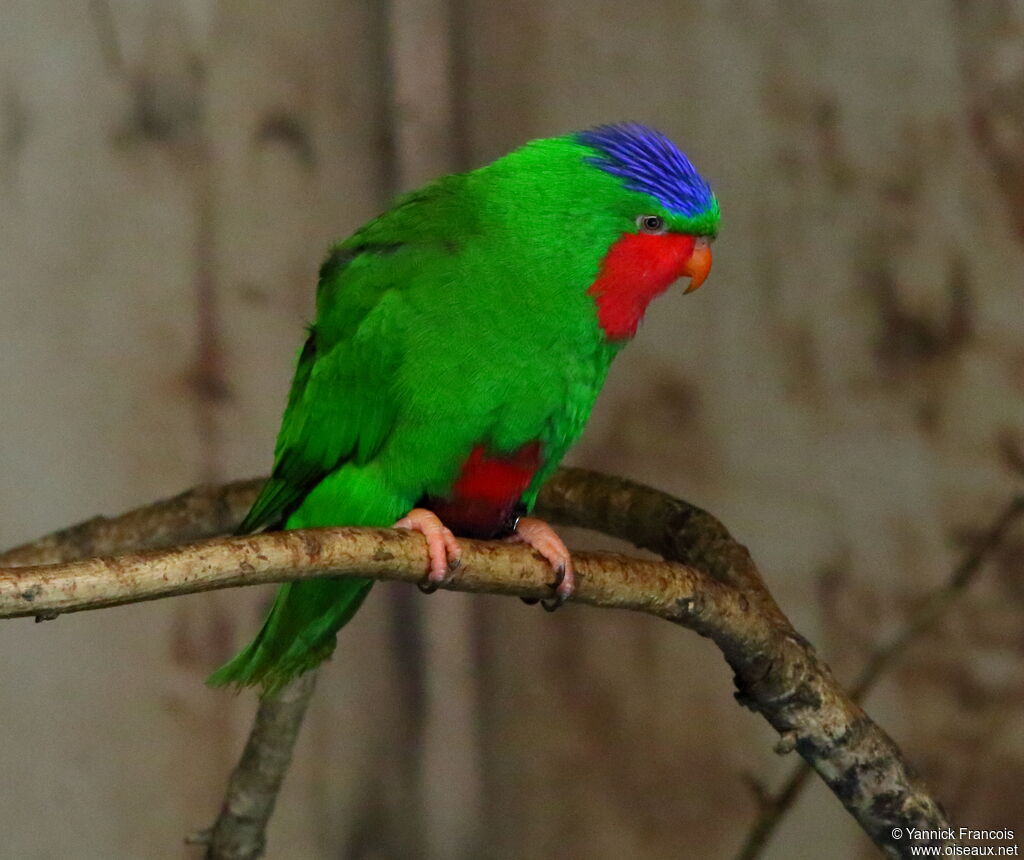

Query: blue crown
576;123;714;218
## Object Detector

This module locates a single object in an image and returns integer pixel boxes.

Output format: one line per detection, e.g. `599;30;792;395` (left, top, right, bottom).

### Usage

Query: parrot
208;122;719;693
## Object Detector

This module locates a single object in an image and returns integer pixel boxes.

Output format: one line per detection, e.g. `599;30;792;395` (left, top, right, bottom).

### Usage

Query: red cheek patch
588;232;697;340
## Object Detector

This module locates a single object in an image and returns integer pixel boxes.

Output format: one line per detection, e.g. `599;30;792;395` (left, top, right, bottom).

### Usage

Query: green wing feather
237;245;404;534
209;244;408;693
235;334;317;532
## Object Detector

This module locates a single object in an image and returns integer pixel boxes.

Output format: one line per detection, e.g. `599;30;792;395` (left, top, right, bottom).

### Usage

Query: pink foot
394;508;463;593
508;516;574;611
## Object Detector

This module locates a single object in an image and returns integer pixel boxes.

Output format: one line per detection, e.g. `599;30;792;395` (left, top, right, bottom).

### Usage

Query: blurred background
1;1;1023;858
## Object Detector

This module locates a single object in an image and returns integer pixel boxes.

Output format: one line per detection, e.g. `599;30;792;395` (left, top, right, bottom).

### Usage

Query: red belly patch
424;442;541;539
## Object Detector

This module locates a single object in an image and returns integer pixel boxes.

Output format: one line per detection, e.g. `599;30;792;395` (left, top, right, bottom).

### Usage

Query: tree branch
0;525;733;620
0;469;953;857
188;672;318;860
735;492;1024;860
0;479;263;568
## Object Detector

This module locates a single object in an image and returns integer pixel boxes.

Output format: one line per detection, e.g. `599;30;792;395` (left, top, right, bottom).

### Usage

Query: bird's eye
637;214;667;235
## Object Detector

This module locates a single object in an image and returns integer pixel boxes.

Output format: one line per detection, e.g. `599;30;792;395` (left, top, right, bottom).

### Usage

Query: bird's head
571;123;719;340
472;122;718;341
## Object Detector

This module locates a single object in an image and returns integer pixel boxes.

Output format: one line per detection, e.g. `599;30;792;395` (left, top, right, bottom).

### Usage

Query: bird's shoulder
312;173;482;345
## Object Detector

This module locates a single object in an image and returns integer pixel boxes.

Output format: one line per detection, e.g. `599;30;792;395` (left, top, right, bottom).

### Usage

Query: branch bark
0;479;263;568
736;492;1024;860
0;469;953;858
0;525;734;620
188;673;318;860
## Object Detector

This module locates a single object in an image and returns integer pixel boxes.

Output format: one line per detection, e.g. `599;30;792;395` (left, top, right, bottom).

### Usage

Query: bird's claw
418;576;441;594
396;508;462;595
519;564;565;606
511;520;573;611
418;555;460;593
523;564;566;610
541;594;566;612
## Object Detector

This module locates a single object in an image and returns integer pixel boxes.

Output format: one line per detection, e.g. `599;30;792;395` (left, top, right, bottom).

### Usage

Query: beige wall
1;1;1022;858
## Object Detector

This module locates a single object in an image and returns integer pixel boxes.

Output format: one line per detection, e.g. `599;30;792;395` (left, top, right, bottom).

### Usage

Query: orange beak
682;237;713;294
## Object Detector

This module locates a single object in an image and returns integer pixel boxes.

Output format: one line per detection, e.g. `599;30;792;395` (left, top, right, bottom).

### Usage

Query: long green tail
206;578;373;695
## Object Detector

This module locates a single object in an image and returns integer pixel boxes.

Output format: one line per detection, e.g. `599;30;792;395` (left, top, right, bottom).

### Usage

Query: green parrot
209;123;719;693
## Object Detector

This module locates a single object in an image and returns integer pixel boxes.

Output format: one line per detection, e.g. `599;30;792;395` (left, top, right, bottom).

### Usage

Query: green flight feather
204;580;372;693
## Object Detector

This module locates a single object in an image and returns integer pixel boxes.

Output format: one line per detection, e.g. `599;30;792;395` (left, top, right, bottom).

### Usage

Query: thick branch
737;492;1024;860
0;470;952;857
